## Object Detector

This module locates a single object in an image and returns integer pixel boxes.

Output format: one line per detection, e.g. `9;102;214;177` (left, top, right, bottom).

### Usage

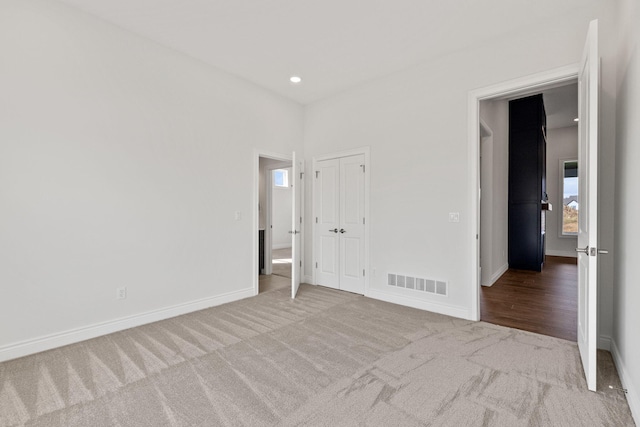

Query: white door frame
467;65;579;321
253;149;292;296
311;146;370;294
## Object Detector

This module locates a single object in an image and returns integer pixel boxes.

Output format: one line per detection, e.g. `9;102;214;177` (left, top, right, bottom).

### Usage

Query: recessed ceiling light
289;76;302;84
574;118;579;122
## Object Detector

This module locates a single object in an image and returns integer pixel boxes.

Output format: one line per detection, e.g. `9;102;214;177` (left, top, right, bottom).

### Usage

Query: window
561;160;578;236
273;169;289;188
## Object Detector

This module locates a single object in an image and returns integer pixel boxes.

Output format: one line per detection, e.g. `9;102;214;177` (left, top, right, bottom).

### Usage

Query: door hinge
315;217;318;223
363;269;365;277
363;217;365;225
315;262;318;268
300;172;304;179
300;260;302;267
300;216;302;224
360;164;365;173
315;171;319;178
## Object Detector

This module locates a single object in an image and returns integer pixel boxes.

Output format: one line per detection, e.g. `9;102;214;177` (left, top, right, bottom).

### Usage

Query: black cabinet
259;229;265;274
508;95;547;271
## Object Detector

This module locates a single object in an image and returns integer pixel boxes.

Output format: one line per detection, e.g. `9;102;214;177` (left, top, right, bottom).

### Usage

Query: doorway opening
257;155;292;294
477;83;579;341
479;80;578;341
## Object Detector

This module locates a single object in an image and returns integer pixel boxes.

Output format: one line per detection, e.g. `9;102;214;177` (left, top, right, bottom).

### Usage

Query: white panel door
315;154;365;294
291;152;303;298
339;154;365;294
576;19;600;392
315;159;340;289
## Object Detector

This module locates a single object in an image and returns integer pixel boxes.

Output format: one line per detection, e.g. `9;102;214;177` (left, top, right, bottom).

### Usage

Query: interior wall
0;0;303;357
272;167;293;249
479;100;509;286
545;126;579;257
304;3;618;323
614;0;640;420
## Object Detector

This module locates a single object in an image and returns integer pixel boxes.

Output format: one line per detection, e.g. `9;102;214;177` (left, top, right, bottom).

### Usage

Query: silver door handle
328;228;338;233
576;246;589;255
598;249;609;254
288;230;299;234
339;228;346;234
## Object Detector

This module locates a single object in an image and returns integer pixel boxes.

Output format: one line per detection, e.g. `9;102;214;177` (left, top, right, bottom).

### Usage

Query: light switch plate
448;212;460;223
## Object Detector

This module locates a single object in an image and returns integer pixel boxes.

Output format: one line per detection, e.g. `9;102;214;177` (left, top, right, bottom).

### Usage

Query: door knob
339;228;346;234
576;246;589;255
329;228;338;233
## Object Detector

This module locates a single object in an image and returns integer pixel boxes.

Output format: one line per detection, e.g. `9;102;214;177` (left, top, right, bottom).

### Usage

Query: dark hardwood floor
481;256;578;341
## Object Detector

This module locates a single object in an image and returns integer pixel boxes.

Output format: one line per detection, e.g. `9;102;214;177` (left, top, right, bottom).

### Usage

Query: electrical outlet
448;212;460;223
117;287;127;300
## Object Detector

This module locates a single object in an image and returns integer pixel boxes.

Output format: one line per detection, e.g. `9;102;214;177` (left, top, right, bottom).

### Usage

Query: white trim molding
482;263;509;287
598;335;612;351
611;339;640;425
367;289;471;320
0;287;255;363
546;249;578;258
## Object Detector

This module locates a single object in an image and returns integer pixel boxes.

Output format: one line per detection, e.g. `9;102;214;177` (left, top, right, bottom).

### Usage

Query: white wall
613;0;640;421
0;0;303;359
479;100;509;286
259;158;291;230
545;126;579;257
272;167;293;249
304;3;618;322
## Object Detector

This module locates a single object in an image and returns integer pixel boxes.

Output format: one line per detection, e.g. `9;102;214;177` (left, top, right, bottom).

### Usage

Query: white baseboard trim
610;338;640;426
0;287;255;363
303;275;313;284
482;263;508;287
366;289;470;320
272;243;292;250
546;249;578;258
598;335;612;351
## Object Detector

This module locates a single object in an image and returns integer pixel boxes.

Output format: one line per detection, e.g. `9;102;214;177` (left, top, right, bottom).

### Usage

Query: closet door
315;155;365;294
315;158;340;289
339;155;365;294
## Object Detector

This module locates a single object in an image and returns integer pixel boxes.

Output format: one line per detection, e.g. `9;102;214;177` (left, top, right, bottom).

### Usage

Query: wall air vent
388;273;448;296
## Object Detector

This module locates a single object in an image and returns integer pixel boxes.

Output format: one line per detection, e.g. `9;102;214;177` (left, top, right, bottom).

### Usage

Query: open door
291;152;302;298
576;19;600;392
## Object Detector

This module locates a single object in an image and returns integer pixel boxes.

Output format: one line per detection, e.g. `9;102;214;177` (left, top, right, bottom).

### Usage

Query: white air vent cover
388;273;447;296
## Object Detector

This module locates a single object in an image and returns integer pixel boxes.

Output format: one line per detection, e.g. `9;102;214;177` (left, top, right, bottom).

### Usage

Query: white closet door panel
339;154;365;294
315;159;340;289
320;163;339;224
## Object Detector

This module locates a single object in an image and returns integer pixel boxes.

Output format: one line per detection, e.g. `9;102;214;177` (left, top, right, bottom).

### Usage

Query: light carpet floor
0;285;634;426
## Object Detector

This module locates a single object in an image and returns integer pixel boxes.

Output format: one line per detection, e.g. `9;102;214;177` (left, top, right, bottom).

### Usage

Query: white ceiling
56;0;589;105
